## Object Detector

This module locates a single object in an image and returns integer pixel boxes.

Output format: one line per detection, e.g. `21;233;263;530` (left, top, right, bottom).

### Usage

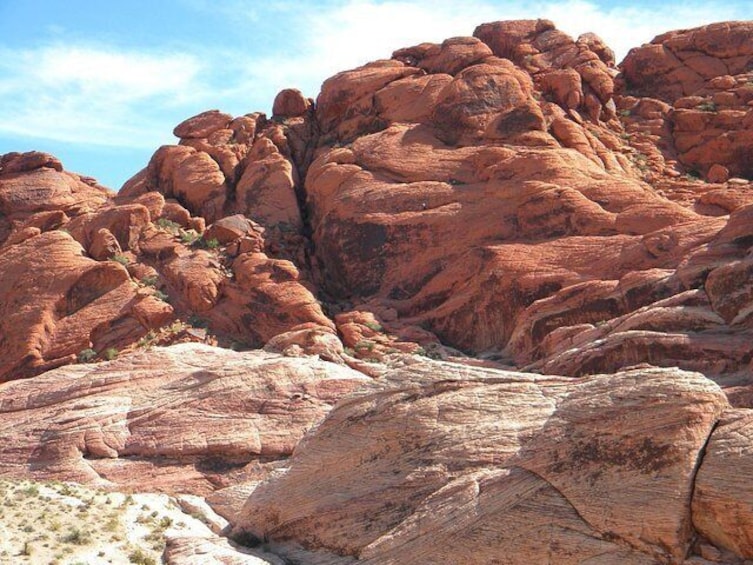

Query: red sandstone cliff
2;19;753;564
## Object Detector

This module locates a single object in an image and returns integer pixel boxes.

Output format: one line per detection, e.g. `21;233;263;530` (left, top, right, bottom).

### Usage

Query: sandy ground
0;479;218;564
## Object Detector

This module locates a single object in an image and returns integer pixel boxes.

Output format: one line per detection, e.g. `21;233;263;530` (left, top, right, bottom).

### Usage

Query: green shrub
179;230;201;245
156;218;181;232
77;348;97;363
153;290;169;303
103;348;119;361
697;100;717;112
128;548;156;565
192;236;220;250
140;275;158;287
188;314;209;328
137;331;157;349
21;484;39;497
364;321;383;332
110;254;129;266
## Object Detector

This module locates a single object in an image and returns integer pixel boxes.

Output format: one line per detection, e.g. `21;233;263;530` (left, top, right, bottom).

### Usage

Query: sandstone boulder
0;231;152;380
234;364;727;563
174;109;234;140
272;88;311;118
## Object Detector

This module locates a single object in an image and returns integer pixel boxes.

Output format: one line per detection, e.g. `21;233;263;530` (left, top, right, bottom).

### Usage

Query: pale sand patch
0;479;216;565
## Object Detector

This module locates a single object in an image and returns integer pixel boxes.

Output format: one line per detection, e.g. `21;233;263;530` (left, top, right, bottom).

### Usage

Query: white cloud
2;0;750;155
231;0;751;104
0;45;206;147
536;0;748;62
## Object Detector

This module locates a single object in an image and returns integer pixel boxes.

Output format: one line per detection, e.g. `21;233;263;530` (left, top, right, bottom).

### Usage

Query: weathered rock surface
621;22;753;181
693;409;753;558
164;536;284;565
233;363;729;563
5;18;753;564
0;344;369;493
5;19;753;385
0;230;156;380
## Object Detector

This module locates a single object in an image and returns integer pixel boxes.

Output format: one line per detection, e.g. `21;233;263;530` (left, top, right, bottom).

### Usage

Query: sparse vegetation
61;527;91;545
180;229;201;245
188;314;209;328
155;218;181;232
0;479;206;563
618;108;632;117
140;274;159;287
697;100;718;112
364;321;383;332
110;254;130;266
153;289;169;303
128;548;157;565
137;331;158;349
102;347;119;361
77;348;97;363
685;169;701;180
21;485;39;497
355;340;376;352
193;235;221;250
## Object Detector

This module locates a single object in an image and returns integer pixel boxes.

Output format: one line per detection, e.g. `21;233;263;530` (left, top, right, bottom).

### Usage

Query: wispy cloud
1;0;749;155
232;0;751;102
0;44;206;147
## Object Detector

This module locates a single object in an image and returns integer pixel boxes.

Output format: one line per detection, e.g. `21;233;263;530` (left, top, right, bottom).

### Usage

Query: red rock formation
4;17;753;565
0;344;369;492
620;22;753;180
5;19;753;385
233;363;732;563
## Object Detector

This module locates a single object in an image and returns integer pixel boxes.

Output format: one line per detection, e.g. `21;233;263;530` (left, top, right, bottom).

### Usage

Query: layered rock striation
3;20;753;385
3;17;753;565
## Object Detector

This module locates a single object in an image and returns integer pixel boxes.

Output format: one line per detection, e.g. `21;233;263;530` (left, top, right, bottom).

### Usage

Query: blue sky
0;0;751;189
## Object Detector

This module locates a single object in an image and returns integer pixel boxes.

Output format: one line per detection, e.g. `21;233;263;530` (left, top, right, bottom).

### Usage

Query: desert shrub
103;348;119;361
179;230;201;245
21;484;39;497
140;275;158;287
156;218;181;232
192;236;220;250
153;290;169;303
188;314;208;328
137;331;157;349
61;527;91;545
697;100;717;112
78;348;97;363
128;548;156;565
110;254;129;266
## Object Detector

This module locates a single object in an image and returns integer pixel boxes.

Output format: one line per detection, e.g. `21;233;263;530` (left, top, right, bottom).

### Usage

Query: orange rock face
5;17;753;565
4;19;753;387
620;22;753;180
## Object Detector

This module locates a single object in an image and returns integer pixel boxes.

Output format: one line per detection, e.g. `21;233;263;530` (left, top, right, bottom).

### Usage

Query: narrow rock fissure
683;417;721;561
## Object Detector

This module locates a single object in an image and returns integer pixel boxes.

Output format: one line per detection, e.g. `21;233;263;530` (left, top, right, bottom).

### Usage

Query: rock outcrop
0;343;369;493
4;17;753;564
4;19;753;385
231;361;753;563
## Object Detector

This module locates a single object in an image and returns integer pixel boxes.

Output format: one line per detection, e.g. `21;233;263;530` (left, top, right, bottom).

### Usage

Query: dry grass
0;479;214;564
